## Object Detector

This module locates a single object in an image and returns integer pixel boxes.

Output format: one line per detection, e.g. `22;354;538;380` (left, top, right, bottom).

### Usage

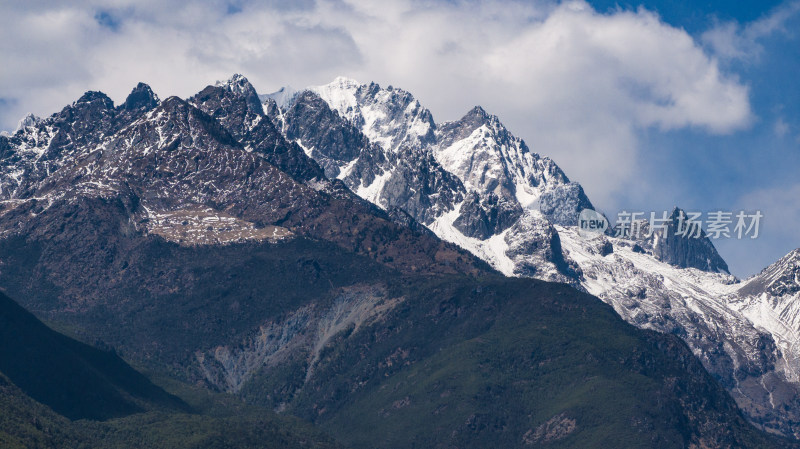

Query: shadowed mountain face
0;76;796;448
0;291;186;420
0;310;345;449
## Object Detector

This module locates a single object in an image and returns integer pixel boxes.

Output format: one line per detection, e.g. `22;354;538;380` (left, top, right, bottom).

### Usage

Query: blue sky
581;0;800;275
589;0;786;30
0;0;797;276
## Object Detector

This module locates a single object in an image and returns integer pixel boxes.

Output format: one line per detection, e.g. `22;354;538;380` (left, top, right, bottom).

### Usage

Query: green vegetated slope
0;292;344;449
253;275;795;449
0;371;345;449
0;372;91;449
0;291;187;420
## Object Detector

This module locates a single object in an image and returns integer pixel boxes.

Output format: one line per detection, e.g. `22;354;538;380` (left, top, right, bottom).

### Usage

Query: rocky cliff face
647;208;731;273
193;75;327;183
269;81;466;225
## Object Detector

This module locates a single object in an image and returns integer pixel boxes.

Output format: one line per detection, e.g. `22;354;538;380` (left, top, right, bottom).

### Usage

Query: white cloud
702;1;800;61
0;0;753;210
774;117;790;137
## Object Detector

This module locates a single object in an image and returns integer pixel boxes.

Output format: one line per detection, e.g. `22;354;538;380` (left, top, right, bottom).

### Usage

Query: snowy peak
764;249;800;297
214;74;262;114
314;76;362;99
270;78;463;224
309;78;436;153
307;77;361;123
122;82;159;111
742;248;800;297
437;107;486;147
260;85;298;110
434;104;572;211
216;73;254;95
729;248;800;400
272;75;590;235
330;75;360;88
15;113;41;133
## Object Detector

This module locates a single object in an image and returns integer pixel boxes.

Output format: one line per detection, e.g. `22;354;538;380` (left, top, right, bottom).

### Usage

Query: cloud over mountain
0;0;752;208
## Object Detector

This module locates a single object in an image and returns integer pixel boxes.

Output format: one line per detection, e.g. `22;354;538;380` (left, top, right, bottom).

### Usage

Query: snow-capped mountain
267;78;466;225
265;77;800;437
731;250;800;382
3;74;798;447
3;72;799;439
0;75;483;277
265;78;590;284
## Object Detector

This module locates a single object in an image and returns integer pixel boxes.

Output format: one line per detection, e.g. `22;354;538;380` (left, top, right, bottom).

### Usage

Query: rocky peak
157;95;240;147
122;82;159;111
646;207;730;273
280;90;369;173
436;106;494;148
158;95;189;111
768;250;800;296
53;90;117;135
27;90;120;161
214;74;262;114
434;104;574;212
742;248;800;297
786;248;800;266
75;91;114;109
192;80;326;182
466;105;489;119
216;73;253;94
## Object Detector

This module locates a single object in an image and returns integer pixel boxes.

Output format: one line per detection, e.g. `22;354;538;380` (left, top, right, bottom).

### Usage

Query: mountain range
261;76;800;438
0;74;798;447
